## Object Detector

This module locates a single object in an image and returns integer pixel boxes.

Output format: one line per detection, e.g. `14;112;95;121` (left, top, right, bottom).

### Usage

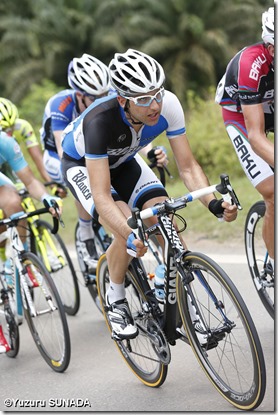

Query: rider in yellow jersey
0;98;51;184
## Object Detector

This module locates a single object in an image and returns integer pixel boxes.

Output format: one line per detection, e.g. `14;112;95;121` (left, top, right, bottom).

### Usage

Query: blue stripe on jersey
167;127;186;137
85;153;108;160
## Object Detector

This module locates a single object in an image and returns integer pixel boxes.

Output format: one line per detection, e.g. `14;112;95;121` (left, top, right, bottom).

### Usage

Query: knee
256;177;274;204
4;192;22;215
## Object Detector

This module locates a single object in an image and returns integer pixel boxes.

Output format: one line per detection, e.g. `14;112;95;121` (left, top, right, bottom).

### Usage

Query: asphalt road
0;244;274;413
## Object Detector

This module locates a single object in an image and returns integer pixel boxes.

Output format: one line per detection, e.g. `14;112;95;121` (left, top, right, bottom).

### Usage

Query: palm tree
0;0;101;102
0;0;267;103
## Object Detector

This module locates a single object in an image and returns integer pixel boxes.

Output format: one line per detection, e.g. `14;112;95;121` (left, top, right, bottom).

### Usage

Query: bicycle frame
21;195;65;273
0;209;58;320
128;174;242;342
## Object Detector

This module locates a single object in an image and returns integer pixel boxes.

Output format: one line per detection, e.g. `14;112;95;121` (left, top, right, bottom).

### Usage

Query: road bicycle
19;186;80;316
0;204;71;372
97;174;266;410
245;200;274;319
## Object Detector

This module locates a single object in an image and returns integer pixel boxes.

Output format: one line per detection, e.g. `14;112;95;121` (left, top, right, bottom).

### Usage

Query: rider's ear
117;96;127;109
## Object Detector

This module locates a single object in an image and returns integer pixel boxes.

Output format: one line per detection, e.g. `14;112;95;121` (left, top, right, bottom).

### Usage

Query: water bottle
154;264;165;303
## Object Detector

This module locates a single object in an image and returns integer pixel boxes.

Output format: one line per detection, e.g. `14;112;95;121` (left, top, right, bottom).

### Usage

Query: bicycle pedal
111;330;121;341
84;274;96;286
103;304;110;312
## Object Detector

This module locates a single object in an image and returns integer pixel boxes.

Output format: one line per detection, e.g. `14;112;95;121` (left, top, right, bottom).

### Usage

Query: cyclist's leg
223;109;274;260
256;176;274;261
102;155;167;339
0;180;28;248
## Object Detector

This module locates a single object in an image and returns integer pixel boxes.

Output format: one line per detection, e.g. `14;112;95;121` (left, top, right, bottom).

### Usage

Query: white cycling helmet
109;49;165;97
68;53;110;96
262;7;274;45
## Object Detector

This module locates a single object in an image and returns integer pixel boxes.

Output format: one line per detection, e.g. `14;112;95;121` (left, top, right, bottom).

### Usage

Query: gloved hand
42;194;63;217
126;231;148;258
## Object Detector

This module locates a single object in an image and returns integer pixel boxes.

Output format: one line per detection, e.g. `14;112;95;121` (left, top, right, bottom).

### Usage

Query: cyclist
0;131;62;242
0;97;53;185
215;7;274;270
0;130;62;348
61;49;238;339
41;53;167;274
40;54;113;273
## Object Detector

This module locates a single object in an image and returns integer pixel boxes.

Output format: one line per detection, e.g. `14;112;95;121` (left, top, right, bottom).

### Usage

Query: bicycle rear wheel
176;252;266;410
97;254;168;387
21;252;71;372
31;220;80;316
0;285;20;358
245;201;274;318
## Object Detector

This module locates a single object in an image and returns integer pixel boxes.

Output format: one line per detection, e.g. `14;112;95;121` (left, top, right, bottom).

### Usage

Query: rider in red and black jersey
215;7;274;268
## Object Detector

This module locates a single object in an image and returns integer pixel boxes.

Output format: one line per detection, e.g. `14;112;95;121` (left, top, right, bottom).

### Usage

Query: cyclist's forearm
180;163;216;208
94;194;131;240
28;146;52;183
53;131;63;159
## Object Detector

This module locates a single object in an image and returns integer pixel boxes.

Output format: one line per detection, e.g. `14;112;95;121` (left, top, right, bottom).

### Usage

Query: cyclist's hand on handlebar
147;146;168;168
209;198;238;222
221;201;238;222
126;232;148;258
50;184;68;199
42;194;63;218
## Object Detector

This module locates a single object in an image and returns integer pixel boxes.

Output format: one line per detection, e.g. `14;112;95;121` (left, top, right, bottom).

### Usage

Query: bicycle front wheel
74;222;103;312
176;252;266;410
97;254;168;387
21;252;71;372
245;201;274;318
32;220;80;316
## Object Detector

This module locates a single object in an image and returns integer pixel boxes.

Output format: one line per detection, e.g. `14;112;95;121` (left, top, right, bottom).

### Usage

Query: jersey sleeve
162;91;186;138
237;48;263;105
0;133;28;172
50;94;76;132
13;118;39;149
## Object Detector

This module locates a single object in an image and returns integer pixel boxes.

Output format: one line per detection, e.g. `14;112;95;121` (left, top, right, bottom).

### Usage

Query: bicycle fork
30;222;65;272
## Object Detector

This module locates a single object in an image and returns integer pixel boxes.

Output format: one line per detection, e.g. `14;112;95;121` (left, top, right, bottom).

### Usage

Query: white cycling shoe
106;296;138;340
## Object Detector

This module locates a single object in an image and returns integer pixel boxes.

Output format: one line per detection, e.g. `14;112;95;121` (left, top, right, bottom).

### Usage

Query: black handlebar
0;206;61;235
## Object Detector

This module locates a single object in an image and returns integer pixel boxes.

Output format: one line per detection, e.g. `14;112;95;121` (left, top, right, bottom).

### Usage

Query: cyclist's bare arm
169;133;237;222
28;144;52;183
87;158;147;257
16;166;62;216
241;103;274;168
53;130;64;159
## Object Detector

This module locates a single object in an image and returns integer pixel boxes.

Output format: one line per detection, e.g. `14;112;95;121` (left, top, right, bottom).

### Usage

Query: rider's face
118;89;163;127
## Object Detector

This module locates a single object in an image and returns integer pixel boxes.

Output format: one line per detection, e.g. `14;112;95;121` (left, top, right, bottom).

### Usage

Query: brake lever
216;174;242;210
52;200;65;228
127;208;148;247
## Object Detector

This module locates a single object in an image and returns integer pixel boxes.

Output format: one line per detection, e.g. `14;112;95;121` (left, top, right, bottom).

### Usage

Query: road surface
0;240;274;412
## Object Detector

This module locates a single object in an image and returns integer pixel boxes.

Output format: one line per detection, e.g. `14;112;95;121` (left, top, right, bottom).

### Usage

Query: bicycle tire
74;222;102;312
97;254;168;387
244;201;274;318
5;304;20;358
176;251;266;410
31;220;80;316
21;251;71;372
